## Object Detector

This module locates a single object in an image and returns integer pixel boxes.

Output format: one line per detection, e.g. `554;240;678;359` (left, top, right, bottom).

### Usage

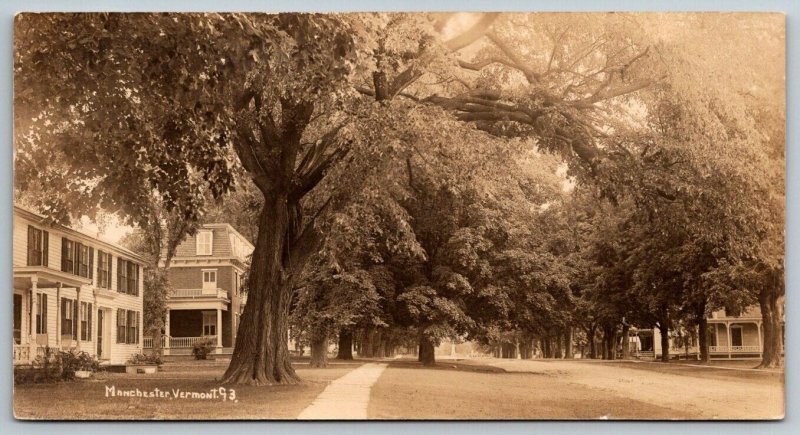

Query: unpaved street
367;358;784;420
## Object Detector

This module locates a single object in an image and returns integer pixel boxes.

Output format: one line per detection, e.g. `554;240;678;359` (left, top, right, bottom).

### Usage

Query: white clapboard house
13;205;145;366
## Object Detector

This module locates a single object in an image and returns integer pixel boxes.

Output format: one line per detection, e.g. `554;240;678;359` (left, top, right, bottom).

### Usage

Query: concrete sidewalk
297;363;388;419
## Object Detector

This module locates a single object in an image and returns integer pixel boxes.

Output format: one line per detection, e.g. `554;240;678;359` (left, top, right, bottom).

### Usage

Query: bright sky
74;214;134;245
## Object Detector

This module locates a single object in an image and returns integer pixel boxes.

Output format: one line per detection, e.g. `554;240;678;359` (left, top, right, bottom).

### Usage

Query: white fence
171;288;229;299
709;345;761;353
143;335;217;349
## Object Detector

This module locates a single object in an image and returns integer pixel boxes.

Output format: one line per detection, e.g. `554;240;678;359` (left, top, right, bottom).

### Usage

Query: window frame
117;308;127;344
118;258;128;293
196;230;213;256
202;311;217;336
36;293;48;335
731;325;744;347
62;239;75;273
27;226;47;266
97;251;112;289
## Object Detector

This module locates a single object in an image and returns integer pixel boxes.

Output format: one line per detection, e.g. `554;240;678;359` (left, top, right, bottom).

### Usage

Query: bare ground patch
368;365;694;419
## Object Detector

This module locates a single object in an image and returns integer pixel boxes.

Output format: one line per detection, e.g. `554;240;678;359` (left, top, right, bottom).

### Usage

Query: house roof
14;205;146;264
171;222;254;261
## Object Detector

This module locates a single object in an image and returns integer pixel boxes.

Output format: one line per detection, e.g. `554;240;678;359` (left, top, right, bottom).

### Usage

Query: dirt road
368;358;784;419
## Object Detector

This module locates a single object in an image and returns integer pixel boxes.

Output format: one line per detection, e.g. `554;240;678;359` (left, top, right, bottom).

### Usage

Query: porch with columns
708;319;763;359
13;267;94;365
144;306;228;355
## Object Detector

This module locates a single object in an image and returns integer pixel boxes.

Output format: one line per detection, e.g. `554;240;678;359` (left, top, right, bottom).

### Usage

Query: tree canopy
15;12;785;378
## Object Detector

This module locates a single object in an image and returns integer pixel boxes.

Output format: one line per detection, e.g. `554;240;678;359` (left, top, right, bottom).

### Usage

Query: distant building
630;305;783;360
13;206;146;365
145;224;252;355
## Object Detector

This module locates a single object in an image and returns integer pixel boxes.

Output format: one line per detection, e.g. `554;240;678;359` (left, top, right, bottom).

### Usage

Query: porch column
216;308;223;354
91;291;98;358
757;322;763;353
30;279;38;359
725;321;731;359
164;309;171;350
75;286;82;350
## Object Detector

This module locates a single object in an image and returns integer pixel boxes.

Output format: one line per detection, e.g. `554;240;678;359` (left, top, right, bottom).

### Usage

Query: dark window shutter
73;300;78;337
108;254;113;289
88;303;93;341
97;250;103;286
27;226;34;265
61;298;68;336
42;231;49;267
88;248;94;280
136;312;141;344
61;238;68;272
41;294;48;334
73;242;79;275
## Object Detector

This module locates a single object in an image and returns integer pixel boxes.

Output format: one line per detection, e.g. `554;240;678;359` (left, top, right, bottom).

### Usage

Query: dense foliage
15;13;784;379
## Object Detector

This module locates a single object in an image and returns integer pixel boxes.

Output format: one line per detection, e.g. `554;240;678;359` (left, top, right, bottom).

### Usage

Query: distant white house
13;206;146;366
630;305;780;360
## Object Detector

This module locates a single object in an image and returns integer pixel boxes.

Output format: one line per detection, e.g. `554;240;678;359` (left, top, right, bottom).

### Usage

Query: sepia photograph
11;11;785;420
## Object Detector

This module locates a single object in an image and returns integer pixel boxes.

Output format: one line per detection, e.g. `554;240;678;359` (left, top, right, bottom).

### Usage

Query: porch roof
14;266;92;289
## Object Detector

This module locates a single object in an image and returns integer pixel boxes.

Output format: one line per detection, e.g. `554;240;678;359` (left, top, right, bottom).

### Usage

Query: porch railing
171;288;229;299
143;335;217;349
143;335;167;349
709;345;761;353
13;345;31;364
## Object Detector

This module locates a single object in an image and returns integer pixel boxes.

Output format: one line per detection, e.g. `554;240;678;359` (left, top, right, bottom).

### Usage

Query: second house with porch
149;224;252;355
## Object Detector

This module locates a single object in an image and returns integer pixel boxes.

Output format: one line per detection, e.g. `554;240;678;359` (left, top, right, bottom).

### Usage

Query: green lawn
14;363;362;420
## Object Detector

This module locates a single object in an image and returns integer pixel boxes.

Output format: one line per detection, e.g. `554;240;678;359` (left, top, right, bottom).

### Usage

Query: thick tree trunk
659;309;670;363
621;324;630;360
310;333;329;368
362;327;375;358
542;337;550;358
418;333;435;366
554;333;563;359
758;287;783;368
565;327;574;359
587;325;597;359
223;198;300;385
337;329;353;360
698;316;709;362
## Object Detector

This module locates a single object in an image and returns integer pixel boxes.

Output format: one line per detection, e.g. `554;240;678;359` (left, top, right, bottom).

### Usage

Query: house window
118;258;127;293
117;309;127;344
80;302;92;341
97;251;112;289
36;293;48;334
61;238;75;273
60;238;93;278
202;312;217;336
116;259;139;295
127;310;139;344
75;243;88;277
202;269;217;291
127;262;139;296
61;298;77;339
196;230;213;255
27;226;48;266
731;326;743;347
